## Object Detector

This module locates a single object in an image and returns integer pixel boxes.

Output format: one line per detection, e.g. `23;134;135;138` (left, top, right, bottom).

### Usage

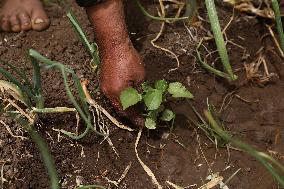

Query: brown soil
1;1;284;189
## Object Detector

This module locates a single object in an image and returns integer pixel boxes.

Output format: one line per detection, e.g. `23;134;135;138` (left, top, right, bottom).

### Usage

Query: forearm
77;0;145;127
84;0;130;50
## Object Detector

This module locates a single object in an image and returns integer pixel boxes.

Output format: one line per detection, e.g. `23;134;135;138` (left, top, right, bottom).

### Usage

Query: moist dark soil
1;1;284;189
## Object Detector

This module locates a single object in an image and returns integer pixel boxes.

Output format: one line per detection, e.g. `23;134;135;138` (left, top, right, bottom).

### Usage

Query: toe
1;17;11;32
19;12;32;31
31;8;50;31
9;15;21;32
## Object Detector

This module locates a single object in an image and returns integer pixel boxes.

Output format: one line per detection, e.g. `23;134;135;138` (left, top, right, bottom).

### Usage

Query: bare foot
0;0;50;32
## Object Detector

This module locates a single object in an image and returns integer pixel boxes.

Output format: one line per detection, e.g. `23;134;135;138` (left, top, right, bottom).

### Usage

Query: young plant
1;104;60;189
29;49;105;139
67;11;100;71
204;0;237;81
187;100;284;186
134;0;194;21
120;80;194;129
196;39;233;81
205;110;284;187
184;0;198;24
271;0;284;54
0;59;59;189
0;11;105;189
186;100;230;147
0;48;107;189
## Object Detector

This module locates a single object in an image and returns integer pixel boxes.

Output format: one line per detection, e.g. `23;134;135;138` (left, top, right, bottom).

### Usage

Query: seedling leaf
145;117;156;129
142;82;153;92
148;110;158;120
168;82;193;98
143;89;163;110
155;79;168;92
161;109;175;122
120;88;142;110
67;11;100;68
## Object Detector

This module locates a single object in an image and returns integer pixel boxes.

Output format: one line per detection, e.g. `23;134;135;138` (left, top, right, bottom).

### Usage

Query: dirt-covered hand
100;43;145;127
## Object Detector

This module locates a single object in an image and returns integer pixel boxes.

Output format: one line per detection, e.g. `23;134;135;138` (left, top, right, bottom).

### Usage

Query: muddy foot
0;0;50;32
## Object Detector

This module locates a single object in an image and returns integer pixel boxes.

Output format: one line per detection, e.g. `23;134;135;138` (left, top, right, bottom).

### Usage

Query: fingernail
34;18;44;24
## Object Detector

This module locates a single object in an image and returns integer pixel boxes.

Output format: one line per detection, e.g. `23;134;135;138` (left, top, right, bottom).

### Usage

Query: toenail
34;19;44;24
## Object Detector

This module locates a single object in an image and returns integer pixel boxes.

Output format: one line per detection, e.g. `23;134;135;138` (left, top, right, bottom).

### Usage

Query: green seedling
186;100;229;147
271;0;284;54
134;0;197;22
196;39;232;81
184;0;197;24
0;58;59;188
0;58;42;108
29;49;105;139
120;80;194;129
205;110;284;187
0;11;105;189
187;100;284;186
203;0;237;81
0;48;107;189
2;108;60;189
67;11;100;71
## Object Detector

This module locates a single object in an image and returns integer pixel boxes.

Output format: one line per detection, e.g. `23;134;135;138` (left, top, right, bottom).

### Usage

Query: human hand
100;43;145;127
